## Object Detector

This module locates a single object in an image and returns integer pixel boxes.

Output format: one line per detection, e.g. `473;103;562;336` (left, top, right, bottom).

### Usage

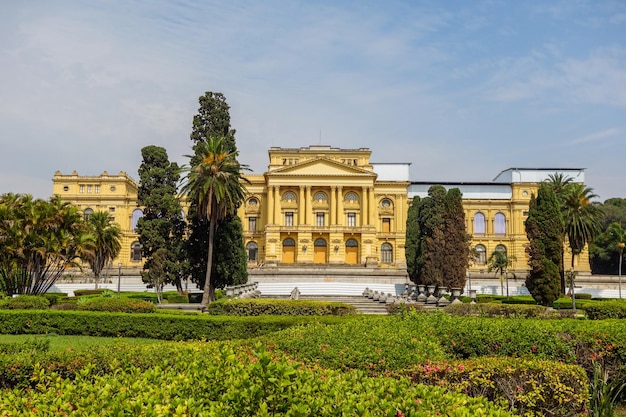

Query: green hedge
0;296;50;310
403;356;588;416
582;300;626;319
0;342;515;416
444;302;561;319
73;289;106;296
77;297;156;313
0;310;342;340
206;298;358;316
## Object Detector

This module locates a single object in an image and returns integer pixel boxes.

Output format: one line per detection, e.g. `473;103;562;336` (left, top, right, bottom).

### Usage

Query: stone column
362;186;368;226
305;186;312;225
267;186;274;224
369;187;375;225
337;186;343;226
274;186;281;226
299;186;305;225
330;187;336;225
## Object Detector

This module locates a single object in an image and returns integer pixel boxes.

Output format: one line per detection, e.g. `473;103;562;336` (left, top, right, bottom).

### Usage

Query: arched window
283;238;296;247
474;244;486;265
495;244;507;254
283;192;296;202
380;198;392;209
131;242;142;261
246;242;258;262
346;238;358;247
248;197;259;206
473;212;486;235
314;238;327;247
83;208;94;222
494;212;506;235
131;208;143;231
381;243;393;263
345;192;358;203
314;192;327;202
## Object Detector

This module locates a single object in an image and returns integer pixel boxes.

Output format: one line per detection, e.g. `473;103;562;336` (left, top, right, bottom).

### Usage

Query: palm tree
607;222;626;299
87;211;122;289
562;183;603;310
182;137;249;306
487;249;515;297
545;173;574;294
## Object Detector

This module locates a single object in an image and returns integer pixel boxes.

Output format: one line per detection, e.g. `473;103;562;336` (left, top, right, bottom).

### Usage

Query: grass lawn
0;334;160;352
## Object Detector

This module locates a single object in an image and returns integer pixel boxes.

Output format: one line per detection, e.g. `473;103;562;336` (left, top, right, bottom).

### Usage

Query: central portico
239;145;410;269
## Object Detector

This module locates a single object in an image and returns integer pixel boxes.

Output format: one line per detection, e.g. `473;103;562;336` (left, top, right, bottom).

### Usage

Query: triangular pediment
269;157;374;177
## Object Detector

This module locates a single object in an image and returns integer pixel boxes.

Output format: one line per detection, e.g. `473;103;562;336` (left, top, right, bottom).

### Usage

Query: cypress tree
525;185;563;305
405;196;421;283
136;145;187;294
442;188;470;290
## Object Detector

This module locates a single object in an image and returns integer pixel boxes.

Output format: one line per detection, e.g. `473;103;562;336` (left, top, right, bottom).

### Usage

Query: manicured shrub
0;310;342;340
576;293;593;300
582;300;626;320
206;298;357;316
403;356;589;417
0;342;515;416
502;296;538;305
73;289;106;296
165;294;189;303
386;303;427;314
0;338;49;355
444;302;559;319
42;292;67;306
77;297;156;313
0;295;50;310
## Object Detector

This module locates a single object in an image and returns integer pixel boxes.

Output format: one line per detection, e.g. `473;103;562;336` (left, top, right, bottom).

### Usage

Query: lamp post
117;262;122;295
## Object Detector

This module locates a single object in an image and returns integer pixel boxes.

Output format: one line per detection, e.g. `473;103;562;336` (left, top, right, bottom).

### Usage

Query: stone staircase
264;294;391;315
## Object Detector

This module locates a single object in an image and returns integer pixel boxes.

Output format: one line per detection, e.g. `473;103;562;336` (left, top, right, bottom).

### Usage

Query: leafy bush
77;297;155;313
0;310;342;340
73;289;106;296
42;292;67;306
386;303;427;314
0;338;49;355
444;302;559;319
576;293;593;300
165;294;189;303
206;298;357;316
583;301;626;320
268;316;448;374
0;295;50;310
0;342;515;416
403;356;589;416
501;296;538;305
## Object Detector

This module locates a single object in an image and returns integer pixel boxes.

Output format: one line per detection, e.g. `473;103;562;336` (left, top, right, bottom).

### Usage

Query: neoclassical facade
52;170;145;268
239;146;410;268
52;146;591;274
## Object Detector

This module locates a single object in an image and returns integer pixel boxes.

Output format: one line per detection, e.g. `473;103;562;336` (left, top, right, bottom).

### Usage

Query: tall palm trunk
201;214;217;307
570;253;577;312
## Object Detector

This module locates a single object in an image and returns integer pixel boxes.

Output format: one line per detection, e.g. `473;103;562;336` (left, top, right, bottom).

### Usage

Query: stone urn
451;287;462;304
437;286;450;307
426;285;438;304
417;285;427;303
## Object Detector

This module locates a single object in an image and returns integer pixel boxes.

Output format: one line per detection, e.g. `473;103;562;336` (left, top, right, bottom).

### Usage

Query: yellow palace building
52;145;590;276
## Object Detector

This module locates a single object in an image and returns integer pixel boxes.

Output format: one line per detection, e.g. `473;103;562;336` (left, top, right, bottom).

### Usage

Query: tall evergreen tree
442;188;470;290
405;196;421;283
525;185;563;306
136;146;187;294
405;186;469;290
185;92;248;293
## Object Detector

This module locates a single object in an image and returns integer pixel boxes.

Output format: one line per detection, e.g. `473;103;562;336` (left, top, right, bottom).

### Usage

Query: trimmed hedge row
403;356;588;417
206;298;358;316
0;296;50;310
444;302;567;319
0;310;342;340
582;300;626;319
0;342;515;416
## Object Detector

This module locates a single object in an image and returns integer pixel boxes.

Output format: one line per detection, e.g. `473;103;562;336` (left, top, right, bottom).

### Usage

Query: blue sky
1;0;625;200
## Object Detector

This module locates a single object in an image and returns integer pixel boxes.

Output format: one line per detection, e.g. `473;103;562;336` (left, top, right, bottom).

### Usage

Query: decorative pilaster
369;187;375;225
274;186;281;226
299;186;305;225
267;186;274;224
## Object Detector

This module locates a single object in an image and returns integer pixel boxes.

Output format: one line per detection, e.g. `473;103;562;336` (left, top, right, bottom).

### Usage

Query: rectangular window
79;184;85;193
87;185;93;193
382;218;391;233
249;216;257;231
285;212;293;227
109;207;115;213
316;212;325;227
94;185;100;194
347;213;356;227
